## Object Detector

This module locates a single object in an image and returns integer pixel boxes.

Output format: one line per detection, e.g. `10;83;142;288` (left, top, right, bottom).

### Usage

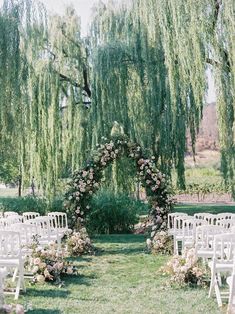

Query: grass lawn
11;234;222;314
174;203;235;215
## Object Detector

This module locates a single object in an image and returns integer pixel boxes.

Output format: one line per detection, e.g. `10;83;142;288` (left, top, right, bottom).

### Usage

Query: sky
0;0;216;103
39;0;97;36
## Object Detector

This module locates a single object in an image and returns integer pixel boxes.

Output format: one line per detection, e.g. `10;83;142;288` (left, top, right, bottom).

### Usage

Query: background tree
0;0;234;197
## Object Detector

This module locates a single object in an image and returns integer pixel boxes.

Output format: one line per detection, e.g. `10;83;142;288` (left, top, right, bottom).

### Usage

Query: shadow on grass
26;288;70;298
92;234;146;244
68;256;93;263
63;273;98;286
28;310;61;314
94;246;147;256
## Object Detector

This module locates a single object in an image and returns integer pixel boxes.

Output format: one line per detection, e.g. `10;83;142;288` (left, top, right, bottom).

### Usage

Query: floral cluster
0;304;24;314
146;231;173;255
66;228;93;256
64;134;173;236
30;242;78;284
161;248;208;286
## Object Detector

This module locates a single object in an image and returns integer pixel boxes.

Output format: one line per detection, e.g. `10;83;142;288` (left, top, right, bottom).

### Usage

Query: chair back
183;218;207;238
0;218;10;230
202;214;217;225
213;233;235;263
0;231;22;259
48;212;68;231
23;212;40;222
217;213;234;221
11;223;37;247
216;219;235;230
30;216;54;240
195;225;225;251
6;215;23;225
4;211;19;218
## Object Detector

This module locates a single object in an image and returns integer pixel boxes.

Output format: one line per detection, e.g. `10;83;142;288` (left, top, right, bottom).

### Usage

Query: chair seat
0;259;21;269
208;260;233;271
227;276;232;286
197;249;214;258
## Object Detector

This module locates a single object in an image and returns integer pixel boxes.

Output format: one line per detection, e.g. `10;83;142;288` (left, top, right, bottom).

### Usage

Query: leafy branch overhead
0;0;234;198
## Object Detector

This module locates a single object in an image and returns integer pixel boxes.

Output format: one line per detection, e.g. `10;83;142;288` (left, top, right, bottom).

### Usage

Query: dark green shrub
47;197;64;212
87;190;141;234
0;196;47;215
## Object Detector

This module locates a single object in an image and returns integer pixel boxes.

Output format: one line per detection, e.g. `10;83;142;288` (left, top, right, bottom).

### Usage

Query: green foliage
0;195;66;215
87;190;140;234
0;196;48;215
0;0;234;198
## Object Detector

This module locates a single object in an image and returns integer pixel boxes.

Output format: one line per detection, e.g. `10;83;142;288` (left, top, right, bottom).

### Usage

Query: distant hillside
187;102;219;152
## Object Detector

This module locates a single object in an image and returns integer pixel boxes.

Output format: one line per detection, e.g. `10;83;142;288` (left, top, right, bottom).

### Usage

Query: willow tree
0;0;91;196
88;0;234;193
0;0;234;198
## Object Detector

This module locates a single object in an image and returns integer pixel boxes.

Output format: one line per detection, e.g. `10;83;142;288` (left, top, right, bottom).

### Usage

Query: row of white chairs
0;211;70;301
168;212;235;312
168;212;235;255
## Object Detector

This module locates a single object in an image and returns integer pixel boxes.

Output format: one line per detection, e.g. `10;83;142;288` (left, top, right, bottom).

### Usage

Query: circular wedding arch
64;135;172;238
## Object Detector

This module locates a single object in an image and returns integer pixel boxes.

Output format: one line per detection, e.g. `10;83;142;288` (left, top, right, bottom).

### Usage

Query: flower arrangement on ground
66;227;93;256
30;242;78;285
147;230;173;255
161;248;208;286
0;304;24;314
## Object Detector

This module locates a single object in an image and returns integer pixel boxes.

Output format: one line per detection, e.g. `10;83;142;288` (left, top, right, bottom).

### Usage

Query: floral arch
64;135;173;241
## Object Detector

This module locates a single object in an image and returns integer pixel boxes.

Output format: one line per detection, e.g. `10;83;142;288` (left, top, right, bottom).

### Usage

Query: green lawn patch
9;234;221;314
174;204;235;215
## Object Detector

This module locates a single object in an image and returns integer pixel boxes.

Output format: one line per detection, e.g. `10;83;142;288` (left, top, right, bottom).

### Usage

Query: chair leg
209;270;215;298
19;265;26;292
14;276;21;300
217;272;222;286
214;278;223;307
0;275;5;307
12;267;18;282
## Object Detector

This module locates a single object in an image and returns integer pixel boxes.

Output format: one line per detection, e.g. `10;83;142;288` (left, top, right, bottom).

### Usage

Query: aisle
19;234;221;314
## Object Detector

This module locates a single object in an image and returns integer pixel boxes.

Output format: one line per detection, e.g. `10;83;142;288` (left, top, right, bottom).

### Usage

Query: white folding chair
203;214;218;225
208;233;235;307
0;268;7;307
217;219;235;230
29;216;62;249
6;215;23;225
217;213;234;223
22;212;40;222
195;225;226;261
194;213;210;220
168;212;188;236
48;212;71;236
0;218;10;230
227;256;235;314
173;217;206;254
10;223;37;254
182;218;208;252
4;212;19;218
0;231;25;299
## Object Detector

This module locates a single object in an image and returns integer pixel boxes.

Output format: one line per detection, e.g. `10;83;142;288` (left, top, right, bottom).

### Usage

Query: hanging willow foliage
0;0;234;197
88;0;234;193
0;1;90;195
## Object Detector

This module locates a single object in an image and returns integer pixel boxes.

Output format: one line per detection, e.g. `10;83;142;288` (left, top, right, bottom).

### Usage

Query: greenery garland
64;135;173;239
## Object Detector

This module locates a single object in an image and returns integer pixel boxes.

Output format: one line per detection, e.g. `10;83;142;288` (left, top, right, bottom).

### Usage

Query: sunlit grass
5;234;221;314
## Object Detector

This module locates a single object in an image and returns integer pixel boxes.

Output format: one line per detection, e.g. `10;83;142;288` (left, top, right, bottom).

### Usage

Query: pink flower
36;274;45;284
82;171;88;177
66;267;74;275
34;258;41;265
